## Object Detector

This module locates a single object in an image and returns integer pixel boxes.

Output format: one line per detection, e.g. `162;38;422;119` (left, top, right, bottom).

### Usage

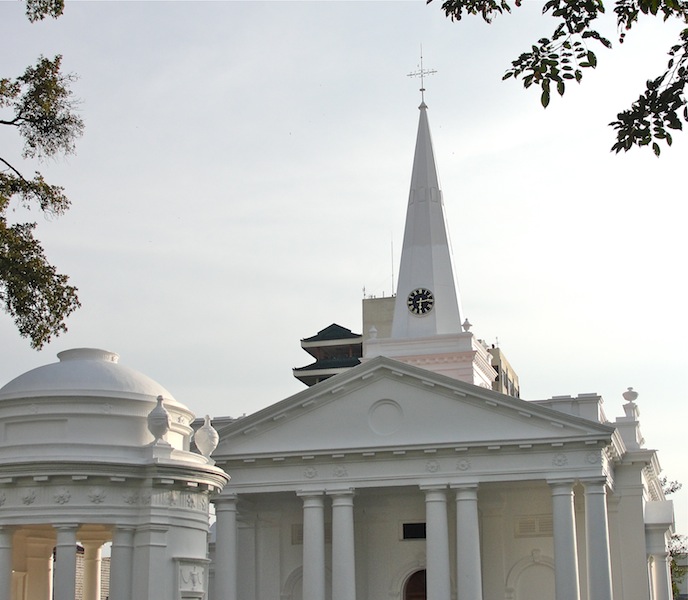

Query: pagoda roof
301;323;361;343
293;356;362;372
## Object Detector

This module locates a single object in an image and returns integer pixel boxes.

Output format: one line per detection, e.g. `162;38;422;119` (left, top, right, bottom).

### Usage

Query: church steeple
391;101;463;339
363;99;496;389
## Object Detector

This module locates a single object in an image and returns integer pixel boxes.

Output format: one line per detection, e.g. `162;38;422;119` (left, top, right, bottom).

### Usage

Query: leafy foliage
24;0;65;22
661;476;684;495
430;0;688;154
669;534;687;599
661;477;687;599
1;3;83;349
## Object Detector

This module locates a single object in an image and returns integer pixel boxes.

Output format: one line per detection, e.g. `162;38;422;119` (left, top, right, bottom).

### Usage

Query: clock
407;288;434;315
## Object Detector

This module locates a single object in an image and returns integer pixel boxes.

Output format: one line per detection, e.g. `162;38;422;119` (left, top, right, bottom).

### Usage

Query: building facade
206;100;676;600
0;98;677;600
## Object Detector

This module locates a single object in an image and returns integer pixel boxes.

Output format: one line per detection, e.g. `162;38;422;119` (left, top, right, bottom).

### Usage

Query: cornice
0;459;229;491
215;357;615;448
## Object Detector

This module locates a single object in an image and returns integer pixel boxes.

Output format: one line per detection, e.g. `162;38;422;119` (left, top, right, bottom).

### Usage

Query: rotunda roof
0;348;176;402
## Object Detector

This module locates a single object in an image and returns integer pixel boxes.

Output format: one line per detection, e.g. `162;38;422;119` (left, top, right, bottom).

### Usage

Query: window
402;522;426;540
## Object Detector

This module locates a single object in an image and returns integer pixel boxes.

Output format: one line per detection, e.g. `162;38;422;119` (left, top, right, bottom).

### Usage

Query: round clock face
407;288;435;315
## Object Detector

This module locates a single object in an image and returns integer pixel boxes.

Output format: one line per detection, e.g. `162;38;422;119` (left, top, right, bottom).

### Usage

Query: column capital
296;490;325;498
329;490;356;509
420;484;448;492
213;494;239;512
326;488;355;497
213;492;238;503
80;538;107;551
548;479;576;493
452;484;479;501
580;477;609;490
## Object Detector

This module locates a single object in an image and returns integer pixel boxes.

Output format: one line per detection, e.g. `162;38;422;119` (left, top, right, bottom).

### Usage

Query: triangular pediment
213;357;613;459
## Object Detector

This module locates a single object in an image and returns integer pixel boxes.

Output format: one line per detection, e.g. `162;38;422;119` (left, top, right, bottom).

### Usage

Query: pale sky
1;0;686;532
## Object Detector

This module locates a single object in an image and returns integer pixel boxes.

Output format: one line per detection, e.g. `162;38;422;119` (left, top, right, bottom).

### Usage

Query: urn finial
147;395;170;443
194;415;219;458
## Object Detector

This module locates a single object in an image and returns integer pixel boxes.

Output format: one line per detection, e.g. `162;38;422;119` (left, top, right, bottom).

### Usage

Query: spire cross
407;49;437;103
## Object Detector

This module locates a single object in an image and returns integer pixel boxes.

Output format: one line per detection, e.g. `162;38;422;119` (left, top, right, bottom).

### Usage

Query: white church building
0;97;677;600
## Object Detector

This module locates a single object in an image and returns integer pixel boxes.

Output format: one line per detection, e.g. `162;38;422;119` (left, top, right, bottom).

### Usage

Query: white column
54;524;78;600
110;526;135;600
299;492;326;600
0;527;12;600
214;495;239;600
454;485;483;600
550;481;581;600
649;553;672;600
330;490;356;600
583;480;613;600
25;537;54;600
423;486;451;600
82;541;103;600
646;523;673;600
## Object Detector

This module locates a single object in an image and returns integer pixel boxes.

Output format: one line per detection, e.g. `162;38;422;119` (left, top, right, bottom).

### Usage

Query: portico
211;475;620;600
206;354;655;600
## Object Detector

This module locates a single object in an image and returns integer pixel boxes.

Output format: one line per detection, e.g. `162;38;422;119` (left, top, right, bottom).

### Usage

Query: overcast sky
1;0;686;531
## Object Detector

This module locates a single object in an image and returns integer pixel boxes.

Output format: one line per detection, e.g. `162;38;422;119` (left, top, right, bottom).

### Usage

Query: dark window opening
403;522;426;539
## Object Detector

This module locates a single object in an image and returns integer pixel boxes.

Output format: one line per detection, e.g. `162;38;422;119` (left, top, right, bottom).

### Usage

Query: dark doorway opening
403;569;427;600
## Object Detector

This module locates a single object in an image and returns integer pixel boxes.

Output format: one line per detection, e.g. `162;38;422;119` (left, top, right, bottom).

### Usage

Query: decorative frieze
88;487;107;503
53;488;71;504
426;460;440;473
333;465;348;478
0;484;209;513
552;453;568;467
457;459;471;472
21;489;37;505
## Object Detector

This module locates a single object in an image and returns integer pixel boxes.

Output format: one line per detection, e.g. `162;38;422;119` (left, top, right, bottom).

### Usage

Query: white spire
363;99;494;389
391;101;463;339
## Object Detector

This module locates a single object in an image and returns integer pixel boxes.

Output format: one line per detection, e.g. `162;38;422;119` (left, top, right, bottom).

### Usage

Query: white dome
0;348;176;402
0;348;194;458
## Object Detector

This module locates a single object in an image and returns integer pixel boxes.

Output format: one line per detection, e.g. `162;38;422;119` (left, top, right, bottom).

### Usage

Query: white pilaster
299;492;326;600
330;490;356;600
110;526;135;600
583;480;613;600
54;524;78;600
0;527;12;600
214;495;238;600
423;486;451;600
454;485;483;600
550;482;581;600
82;541;103;600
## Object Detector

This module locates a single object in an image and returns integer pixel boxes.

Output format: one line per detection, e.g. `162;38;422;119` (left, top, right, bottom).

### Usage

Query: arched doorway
403;569;426;600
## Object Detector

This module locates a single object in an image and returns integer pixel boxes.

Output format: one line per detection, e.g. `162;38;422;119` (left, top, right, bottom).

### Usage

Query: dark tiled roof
293;357;362;372
302;323;361;343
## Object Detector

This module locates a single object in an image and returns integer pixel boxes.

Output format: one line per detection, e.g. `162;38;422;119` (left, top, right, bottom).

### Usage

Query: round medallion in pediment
368;399;403;436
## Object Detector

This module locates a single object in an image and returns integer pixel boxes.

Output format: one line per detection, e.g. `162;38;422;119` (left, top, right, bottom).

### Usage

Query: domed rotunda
0;348;229;600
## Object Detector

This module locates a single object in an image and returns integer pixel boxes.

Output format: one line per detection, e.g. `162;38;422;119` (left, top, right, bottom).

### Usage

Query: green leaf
541;88;550;108
557;80;565;95
652;142;661;156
